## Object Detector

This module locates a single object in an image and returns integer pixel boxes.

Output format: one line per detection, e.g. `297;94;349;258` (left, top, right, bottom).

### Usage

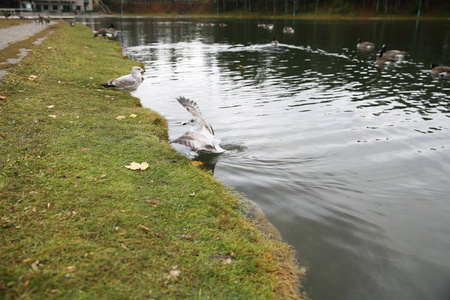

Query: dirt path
0;21;49;51
0;21;54;83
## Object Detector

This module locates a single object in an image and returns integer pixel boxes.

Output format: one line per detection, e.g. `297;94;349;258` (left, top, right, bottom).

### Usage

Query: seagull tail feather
99;83;115;88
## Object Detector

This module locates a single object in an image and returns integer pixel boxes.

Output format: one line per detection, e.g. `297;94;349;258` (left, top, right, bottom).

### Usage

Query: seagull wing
176;97;215;135
171;132;216;152
177;96;202;116
110;74;137;89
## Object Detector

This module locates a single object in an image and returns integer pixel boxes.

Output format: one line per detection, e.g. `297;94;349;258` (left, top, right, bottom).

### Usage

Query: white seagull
99;66;145;92
171;97;225;154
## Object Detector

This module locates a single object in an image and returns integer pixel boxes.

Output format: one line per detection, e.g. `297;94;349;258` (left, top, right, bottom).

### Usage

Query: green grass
0;22;305;299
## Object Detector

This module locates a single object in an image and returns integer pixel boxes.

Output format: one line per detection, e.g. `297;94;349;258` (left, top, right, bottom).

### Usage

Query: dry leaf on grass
116;115;126;120
65;265;76;271
170;266;181;278
139;225;151;232
129;114;137;118
48;115;57;119
191;161;203;166
46;105;55;109
28;75;38;81
124;162;149;171
146;197;162;206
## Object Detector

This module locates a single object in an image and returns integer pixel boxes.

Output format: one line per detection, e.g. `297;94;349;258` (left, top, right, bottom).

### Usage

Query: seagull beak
182;122;188;125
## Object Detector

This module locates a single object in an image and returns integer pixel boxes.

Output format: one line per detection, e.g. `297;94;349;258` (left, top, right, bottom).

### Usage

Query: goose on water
357;38;375;50
376;50;396;66
379;44;407;61
430;64;450;78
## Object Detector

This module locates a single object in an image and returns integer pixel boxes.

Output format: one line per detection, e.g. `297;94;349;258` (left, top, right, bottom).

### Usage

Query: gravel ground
0;21;49;51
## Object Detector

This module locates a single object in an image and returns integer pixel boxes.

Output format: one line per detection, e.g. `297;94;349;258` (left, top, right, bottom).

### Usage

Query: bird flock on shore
95;22;449;155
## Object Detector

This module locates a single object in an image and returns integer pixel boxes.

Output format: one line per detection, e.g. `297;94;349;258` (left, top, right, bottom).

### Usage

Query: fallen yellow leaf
129;114;137;118
48;115;57;119
46;105;55;109
116;115;126;120
191;161;203;166
65;265;76;271
139;225;151;232
28;75;38;81
170;268;181;278
124;162;149;171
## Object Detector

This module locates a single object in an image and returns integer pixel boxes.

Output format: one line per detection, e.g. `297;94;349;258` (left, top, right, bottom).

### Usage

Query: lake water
81;17;450;300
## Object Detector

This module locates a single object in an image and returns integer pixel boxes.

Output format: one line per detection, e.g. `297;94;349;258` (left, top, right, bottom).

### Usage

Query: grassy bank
0;22;306;299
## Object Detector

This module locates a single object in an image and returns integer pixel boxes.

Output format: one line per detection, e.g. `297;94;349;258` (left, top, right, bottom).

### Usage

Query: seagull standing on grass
99;66;145;92
171;97;225;154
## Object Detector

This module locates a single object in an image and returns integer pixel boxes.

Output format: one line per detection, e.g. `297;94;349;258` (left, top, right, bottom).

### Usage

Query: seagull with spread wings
171;97;225;154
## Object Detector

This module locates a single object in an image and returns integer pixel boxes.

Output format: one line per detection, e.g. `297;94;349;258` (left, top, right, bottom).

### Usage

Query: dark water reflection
80;17;450;299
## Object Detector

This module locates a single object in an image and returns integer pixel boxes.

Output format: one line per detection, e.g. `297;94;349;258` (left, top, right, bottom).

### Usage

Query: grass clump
0;22;306;299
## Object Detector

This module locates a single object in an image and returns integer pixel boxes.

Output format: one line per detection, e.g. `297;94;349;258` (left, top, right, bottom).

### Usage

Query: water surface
82;17;450;300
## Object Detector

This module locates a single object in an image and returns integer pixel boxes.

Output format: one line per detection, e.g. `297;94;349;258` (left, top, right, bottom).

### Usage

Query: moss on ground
0;21;306;299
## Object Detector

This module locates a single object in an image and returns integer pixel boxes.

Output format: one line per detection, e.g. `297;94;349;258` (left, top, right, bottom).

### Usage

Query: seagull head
183;117;203;130
131;66;145;75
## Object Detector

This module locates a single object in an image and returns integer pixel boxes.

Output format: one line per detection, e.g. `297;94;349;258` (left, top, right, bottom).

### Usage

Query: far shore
3;11;449;21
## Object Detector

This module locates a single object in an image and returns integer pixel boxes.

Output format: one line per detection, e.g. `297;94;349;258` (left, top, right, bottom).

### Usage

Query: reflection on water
79;17;450;300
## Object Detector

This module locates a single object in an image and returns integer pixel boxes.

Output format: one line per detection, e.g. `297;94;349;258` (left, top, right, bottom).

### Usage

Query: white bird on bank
99;66;145;92
171;97;225;154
